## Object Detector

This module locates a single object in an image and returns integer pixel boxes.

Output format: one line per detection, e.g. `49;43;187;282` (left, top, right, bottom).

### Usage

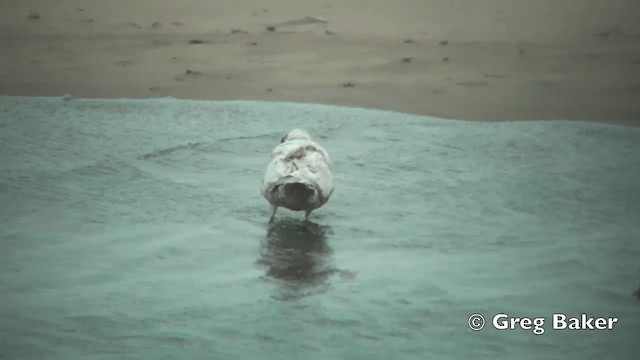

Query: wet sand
1;0;640;126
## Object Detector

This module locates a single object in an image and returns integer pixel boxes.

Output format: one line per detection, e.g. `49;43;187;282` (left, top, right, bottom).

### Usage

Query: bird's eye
280;135;287;143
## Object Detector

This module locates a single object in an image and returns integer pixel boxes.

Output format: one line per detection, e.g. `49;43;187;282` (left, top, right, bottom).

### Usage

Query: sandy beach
1;0;639;126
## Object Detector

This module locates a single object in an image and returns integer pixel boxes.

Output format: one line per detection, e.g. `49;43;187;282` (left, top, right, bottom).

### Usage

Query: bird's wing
296;147;333;199
262;140;334;199
262;142;298;195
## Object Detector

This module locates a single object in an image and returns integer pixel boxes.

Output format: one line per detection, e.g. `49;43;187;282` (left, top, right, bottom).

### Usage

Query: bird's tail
283;182;315;200
273;179;318;209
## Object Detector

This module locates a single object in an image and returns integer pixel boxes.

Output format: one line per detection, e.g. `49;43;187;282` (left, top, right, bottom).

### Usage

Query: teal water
1;96;639;359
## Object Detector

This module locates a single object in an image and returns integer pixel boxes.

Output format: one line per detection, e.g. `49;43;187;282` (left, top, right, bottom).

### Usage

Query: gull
261;129;334;223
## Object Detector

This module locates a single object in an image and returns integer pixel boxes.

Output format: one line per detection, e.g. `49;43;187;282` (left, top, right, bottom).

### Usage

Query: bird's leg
304;210;311;222
268;206;278;224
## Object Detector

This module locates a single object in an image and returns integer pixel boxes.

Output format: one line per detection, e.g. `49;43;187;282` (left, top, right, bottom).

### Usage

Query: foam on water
1;96;639;359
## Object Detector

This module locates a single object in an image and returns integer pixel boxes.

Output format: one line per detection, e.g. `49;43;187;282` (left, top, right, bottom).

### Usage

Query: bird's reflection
257;217;336;300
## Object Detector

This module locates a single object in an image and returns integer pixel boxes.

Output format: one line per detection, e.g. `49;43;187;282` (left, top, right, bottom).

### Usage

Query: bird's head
280;129;312;143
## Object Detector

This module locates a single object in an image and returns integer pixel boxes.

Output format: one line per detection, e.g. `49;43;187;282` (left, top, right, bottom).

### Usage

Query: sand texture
1;0;640;126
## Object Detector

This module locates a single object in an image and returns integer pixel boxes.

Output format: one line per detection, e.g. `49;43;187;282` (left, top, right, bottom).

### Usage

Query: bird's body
261;129;334;223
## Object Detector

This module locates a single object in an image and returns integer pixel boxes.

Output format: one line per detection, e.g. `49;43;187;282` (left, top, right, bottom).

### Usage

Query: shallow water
1;96;639;359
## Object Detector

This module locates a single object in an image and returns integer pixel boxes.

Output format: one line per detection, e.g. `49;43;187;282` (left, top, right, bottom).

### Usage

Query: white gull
261;129;334;223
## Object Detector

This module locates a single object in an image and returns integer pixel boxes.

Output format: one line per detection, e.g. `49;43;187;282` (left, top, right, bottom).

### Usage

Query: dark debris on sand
127;22;142;30
188;39;208;44
341;81;355;88
597;31;613;39
28;11;40;20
